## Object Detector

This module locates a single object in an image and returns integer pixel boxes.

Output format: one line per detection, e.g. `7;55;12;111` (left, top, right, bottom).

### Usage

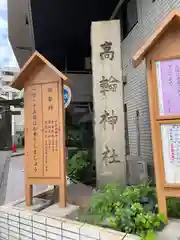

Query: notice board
25;83;61;178
155;59;180;116
132;10;180;218
10;51;68;207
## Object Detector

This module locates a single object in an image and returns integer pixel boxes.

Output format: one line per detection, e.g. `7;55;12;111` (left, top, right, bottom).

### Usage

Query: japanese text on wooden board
32;88;38;173
42;83;60;177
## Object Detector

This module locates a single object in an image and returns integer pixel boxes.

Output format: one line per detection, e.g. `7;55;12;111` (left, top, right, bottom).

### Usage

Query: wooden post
146;60;167;218
59;80;66;208
25;184;33;206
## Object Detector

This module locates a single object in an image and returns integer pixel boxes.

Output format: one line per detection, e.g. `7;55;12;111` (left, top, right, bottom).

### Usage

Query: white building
0;71;24;144
0;71;18;97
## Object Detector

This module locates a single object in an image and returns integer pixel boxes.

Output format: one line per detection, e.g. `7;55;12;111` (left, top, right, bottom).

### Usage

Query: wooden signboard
132;10;180;219
10;51;68;207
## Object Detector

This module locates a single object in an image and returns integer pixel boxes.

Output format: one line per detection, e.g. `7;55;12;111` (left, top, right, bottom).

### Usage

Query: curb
0;205;140;240
11;153;24;158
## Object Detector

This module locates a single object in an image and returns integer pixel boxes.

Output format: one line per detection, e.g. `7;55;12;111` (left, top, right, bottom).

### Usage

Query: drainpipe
135;110;140;156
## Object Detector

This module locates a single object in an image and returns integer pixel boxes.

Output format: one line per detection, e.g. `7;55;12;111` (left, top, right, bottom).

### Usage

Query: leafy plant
65;109;93;149
67;150;95;185
167;197;180;218
88;183;166;240
89;184;122;218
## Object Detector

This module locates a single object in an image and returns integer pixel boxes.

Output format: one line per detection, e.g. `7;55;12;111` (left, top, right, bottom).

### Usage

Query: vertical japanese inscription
42;83;60;177
92;21;126;184
32;90;38;172
99;76;119;97
100;41;114;60
24;85;43;177
99;39;121;165
102;145;121;166
99;110;118;131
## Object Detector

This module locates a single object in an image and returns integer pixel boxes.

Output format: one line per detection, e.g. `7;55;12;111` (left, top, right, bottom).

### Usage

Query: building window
2;81;9;86
2;71;14;76
12;92;18;99
115;0;138;40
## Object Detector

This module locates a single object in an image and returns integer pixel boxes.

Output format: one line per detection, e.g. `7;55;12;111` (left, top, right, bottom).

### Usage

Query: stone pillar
91;20;126;188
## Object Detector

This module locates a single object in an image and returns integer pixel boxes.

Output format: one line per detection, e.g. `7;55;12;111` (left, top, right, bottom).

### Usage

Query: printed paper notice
161;124;180;184
156;59;180;116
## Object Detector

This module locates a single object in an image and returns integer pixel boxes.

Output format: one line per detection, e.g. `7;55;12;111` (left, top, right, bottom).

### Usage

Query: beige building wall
120;0;180;165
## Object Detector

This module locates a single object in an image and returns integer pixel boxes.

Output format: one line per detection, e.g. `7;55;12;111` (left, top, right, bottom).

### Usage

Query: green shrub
167;197;180;218
67;150;95;185
88;183;166;240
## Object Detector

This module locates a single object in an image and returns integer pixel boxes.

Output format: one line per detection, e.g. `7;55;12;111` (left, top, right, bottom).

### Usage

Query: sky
0;0;19;72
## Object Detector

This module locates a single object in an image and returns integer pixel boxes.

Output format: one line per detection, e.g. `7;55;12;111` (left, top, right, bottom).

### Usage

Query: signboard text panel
42;83;60;178
161;123;180;184
156;59;180;116
24;85;43;177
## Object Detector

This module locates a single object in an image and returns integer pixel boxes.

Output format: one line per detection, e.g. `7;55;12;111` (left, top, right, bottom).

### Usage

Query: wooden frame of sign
10;51;68;208
132;10;180;219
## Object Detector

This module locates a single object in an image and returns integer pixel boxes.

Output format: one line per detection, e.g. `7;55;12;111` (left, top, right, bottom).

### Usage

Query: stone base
41;203;79;218
0;203;136;240
13;197;52;212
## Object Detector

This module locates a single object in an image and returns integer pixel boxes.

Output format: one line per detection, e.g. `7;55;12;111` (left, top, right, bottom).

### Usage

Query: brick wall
0;206;139;240
122;0;180;161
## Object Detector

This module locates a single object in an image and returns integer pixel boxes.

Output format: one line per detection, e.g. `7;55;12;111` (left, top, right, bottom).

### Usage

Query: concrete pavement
0;151;11;205
1;153;180;239
5;155;48;204
157;219;180;239
11;148;24;157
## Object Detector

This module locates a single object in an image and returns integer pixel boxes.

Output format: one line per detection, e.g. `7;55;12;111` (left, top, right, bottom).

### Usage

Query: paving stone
33;227;46;237
80;236;97;240
100;229;126;240
19;229;32;238
62;219;84;233
62;229;80;240
33;234;46;240
47;225;61;235
0;233;8;240
157;220;180;240
80;224;100;239
47;232;60;240
124;233;140;240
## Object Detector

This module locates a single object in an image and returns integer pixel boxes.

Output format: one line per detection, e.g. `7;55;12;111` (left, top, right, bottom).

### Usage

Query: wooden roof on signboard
10;51;68;90
132;10;180;67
